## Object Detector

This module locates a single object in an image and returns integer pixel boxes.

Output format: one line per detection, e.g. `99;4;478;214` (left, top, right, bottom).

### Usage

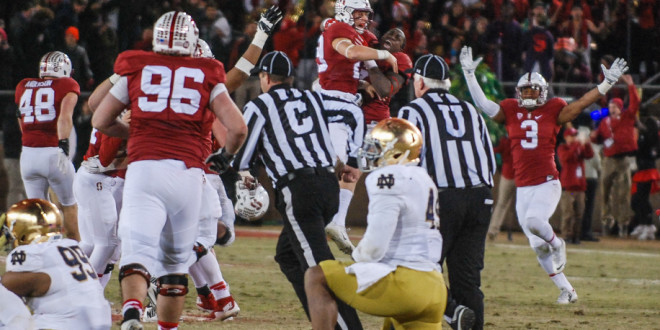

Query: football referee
397;54;496;330
231;51;363;330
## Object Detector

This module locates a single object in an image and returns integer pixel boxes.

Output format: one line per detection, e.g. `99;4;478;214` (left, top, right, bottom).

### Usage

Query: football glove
205;148;235;174
56;149;71;174
460;46;483;74
81;155;117;174
601;58;629;84
257;6;283;36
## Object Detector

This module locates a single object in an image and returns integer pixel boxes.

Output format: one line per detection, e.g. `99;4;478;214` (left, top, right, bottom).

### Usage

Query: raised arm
558;58;628;124
333;37;398;73
459;46;505;123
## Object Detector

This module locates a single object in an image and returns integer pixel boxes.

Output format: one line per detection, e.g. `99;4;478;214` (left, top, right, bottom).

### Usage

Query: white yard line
568;276;660;286
494;243;660;258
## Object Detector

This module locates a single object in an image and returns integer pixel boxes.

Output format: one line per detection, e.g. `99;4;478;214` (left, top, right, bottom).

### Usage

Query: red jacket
558;141;594;191
592;84;639;157
494;136;514;180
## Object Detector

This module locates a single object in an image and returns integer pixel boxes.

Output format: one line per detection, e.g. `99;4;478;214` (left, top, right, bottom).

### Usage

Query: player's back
113;50;227;169
317;21;365;94
15;77;80;148
501;97;566;186
365;165;442;268
6;236;111;330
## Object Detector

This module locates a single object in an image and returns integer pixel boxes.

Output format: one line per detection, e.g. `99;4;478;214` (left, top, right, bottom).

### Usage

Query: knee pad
193;242;208;261
157;274;189;297
118;263;151;285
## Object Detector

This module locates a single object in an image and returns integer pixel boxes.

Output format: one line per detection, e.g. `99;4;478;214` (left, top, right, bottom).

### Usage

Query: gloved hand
57;149;71;174
205;148;235;174
257;6;283;36
601;58;629;84
81;155;117;174
460;46;483;74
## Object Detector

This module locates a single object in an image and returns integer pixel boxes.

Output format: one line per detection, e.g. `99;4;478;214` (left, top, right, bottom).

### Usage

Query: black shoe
581;235;600;242
450;305;475;330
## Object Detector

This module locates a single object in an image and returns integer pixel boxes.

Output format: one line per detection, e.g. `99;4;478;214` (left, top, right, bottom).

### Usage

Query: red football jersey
317;21;368;94
362;52;413;124
501;97;566;187
84;128;127;178
114;50;226;169
15;77;80;147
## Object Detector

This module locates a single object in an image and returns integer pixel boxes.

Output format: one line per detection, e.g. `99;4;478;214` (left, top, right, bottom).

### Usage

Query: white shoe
120;319;144;330
630;225;645;237
551;238;567;274
557;288;578;304
638;225;657;241
325;223;355;255
141;304;157;323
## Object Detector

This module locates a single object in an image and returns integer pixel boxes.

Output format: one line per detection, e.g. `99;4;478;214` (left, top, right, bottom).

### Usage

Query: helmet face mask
516;72;548;109
358;118;422;172
3;199;63;248
234;179;269;221
152;11;199;56
39;51;73;79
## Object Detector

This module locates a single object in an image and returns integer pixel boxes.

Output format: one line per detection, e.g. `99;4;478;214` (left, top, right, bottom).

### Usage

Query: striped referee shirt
397;89;496;189
233;84;339;185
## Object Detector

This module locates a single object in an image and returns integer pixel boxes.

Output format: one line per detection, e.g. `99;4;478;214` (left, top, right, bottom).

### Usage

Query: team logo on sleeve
10;250;27;265
376;174;395;189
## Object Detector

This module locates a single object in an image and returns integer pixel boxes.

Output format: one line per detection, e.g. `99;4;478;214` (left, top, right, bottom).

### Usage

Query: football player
74;111;129;288
460;46;628;303
92;11;248;330
1;199;111;329
305;118;447;329
15;51;80;241
316;0;399;254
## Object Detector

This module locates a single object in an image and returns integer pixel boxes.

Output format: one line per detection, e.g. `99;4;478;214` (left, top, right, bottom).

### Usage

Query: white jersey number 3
139;65;204;114
520;120;538;149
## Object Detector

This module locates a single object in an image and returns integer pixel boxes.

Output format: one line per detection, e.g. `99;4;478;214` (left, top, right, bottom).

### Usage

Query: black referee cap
410;54;449;80
251;51;293;77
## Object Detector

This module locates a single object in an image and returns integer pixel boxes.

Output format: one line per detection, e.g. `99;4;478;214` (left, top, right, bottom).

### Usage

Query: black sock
122;308;141;322
196;285;211;296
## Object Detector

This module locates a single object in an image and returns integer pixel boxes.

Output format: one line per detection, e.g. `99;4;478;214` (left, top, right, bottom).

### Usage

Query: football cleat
448;305;475;330
550;238;567;274
325;223;355;255
557;288;578;304
196;293;220;313
141;305;157;323
209;296;240;321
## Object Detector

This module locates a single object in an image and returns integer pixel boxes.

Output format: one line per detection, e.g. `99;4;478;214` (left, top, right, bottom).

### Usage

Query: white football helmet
335;0;373;33
357;118;422;172
234;179;269;221
193;39;214;58
516;72;548;109
152;11;199;56
39;51;72;78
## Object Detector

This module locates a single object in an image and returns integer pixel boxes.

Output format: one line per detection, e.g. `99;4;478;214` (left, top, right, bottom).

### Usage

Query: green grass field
3;226;660;329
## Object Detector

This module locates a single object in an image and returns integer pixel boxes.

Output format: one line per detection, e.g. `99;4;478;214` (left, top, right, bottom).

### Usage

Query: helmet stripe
43;52;52;74
168;12;179;50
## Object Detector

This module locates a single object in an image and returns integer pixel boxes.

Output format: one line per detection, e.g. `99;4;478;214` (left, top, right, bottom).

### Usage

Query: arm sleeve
627;83;640;116
98;134;124;167
462;71;501;117
351;193;400;263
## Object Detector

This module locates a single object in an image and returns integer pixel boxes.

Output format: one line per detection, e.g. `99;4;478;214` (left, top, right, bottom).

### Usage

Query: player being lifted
460;46;628;304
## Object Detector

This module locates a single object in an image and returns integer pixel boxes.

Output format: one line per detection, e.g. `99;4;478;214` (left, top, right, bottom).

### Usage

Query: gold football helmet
357;118;423;172
1;199;63;248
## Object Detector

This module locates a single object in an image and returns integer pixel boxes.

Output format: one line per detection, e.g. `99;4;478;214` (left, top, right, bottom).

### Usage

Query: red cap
563;127;578;137
609;98;623;110
65;26;79;41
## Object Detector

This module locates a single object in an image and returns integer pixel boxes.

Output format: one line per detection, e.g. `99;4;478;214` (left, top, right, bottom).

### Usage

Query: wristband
109;73;120;85
235;57;255;75
597;81;613;95
58;139;70;156
251;29;269;48
364;60;377;69
376;50;390;60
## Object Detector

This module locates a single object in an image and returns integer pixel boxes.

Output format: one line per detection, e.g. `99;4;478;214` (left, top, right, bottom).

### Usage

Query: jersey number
139;65;204;114
18;88;56;123
58;246;98;282
520;120;538;149
425;188;440;229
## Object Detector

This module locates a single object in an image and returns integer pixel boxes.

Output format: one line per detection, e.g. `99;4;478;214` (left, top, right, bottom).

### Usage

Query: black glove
58;139;69;156
257;6;283;36
205;148;235;174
